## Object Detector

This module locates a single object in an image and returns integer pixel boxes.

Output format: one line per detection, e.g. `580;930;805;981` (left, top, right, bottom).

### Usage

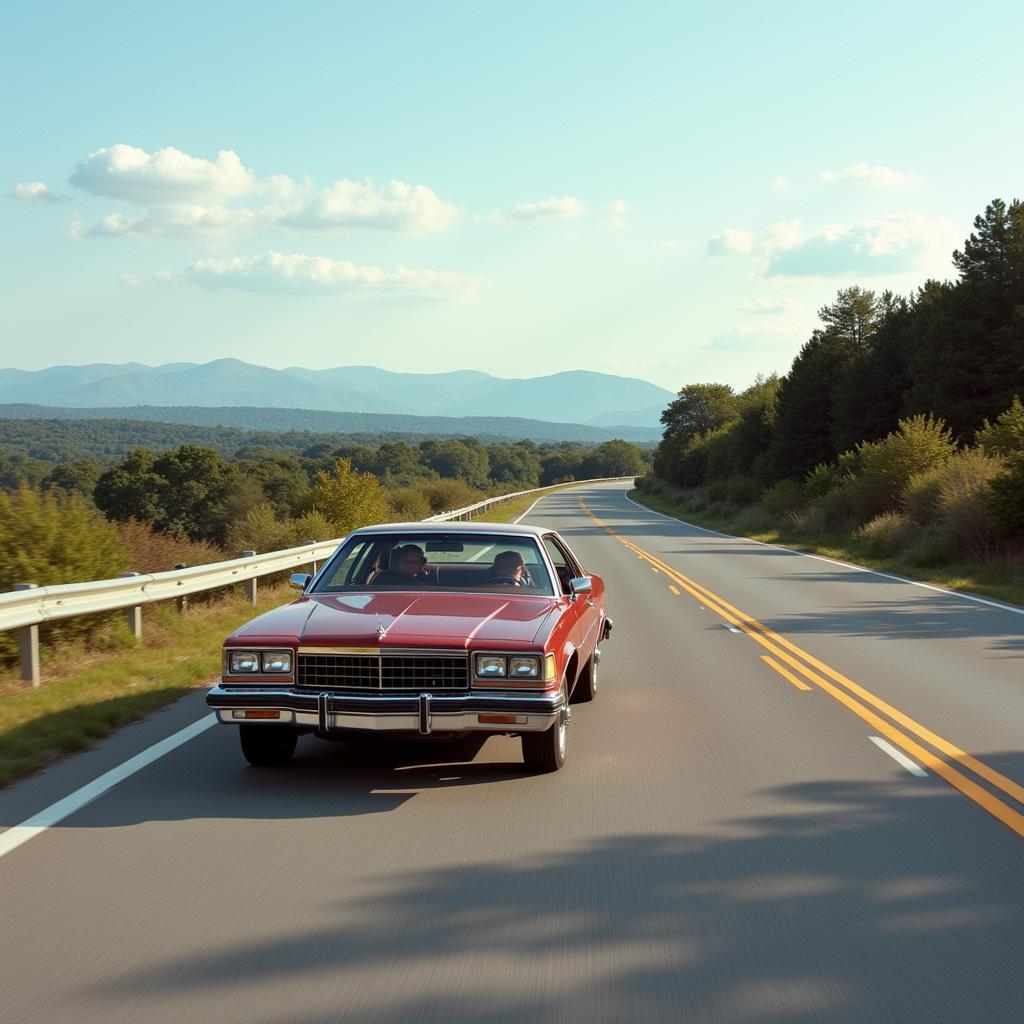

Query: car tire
571;652;598;704
521;681;569;773
239;725;298;766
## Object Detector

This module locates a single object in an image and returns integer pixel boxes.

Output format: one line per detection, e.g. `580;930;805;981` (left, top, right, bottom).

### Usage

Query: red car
207;522;611;772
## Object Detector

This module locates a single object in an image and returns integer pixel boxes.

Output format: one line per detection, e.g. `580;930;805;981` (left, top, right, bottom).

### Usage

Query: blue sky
3;0;1022;392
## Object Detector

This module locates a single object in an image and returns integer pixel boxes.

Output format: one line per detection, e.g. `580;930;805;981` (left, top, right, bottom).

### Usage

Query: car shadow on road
79;773;1024;1023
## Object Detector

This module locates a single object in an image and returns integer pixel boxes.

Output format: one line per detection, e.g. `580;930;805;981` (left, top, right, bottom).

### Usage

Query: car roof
348;521;553;538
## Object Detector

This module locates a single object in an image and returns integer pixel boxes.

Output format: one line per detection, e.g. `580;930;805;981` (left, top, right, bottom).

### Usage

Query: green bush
933;450;1003;556
988;454;1024;539
420;479;482;514
855;511;916;558
805;462;839;499
846;415;956;522
902;467;944;526
725;475;761;506
0;485;132;662
387;487;432;522
976;396;1024;457
902;527;953;567
760;479;805;516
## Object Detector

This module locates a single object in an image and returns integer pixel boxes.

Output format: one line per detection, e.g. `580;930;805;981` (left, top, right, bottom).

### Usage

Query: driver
484;550;528;586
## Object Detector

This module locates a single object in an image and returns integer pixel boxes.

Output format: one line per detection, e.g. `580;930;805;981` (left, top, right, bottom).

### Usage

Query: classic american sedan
207;522;611;772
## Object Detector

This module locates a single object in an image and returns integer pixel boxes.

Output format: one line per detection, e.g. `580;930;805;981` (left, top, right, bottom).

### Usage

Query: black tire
571;652;598;704
521;682;569;773
239;725;298;766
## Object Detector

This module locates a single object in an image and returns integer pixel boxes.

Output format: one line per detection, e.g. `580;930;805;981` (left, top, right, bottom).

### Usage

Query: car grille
297;652;470;692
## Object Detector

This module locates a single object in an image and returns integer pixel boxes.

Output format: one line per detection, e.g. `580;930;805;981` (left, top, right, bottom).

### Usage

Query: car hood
229;592;564;649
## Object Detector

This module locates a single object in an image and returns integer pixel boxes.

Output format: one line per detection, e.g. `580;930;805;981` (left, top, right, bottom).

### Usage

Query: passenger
484;550;529;587
373;544;434;585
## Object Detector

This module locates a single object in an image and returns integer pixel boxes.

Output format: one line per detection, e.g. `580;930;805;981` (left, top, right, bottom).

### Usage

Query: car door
542;534;599;677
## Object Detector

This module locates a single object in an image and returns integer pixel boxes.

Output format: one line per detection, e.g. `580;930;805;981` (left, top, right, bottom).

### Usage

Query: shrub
933;450;1003;557
855;511;916;558
988;454;1024;540
902;527;953;567
815;484;857;533
116;518;225;571
224;503;294;555
760;479;805;516
805;462;839;499
311;458;390;535
902;467;944;526
419;479;482;514
725;475;760;507
0;485;131;662
846;415;956;522
387;487;432;522
976;396;1024;457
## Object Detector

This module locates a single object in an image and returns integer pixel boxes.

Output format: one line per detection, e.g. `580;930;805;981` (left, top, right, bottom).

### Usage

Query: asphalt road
1;482;1022;1023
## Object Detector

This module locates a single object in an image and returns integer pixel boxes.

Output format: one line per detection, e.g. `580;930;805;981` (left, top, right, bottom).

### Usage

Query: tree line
646;198;1024;558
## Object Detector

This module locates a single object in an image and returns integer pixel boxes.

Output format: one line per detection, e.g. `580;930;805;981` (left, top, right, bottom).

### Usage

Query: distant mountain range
0;404;661;445
0;360;673;429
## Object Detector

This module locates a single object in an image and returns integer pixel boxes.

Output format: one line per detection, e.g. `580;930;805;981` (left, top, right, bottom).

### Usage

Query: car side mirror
569;576;592;601
289;572;313;592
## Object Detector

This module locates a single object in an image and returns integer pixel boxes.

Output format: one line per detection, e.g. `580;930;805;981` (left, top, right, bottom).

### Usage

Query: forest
642;198;1024;567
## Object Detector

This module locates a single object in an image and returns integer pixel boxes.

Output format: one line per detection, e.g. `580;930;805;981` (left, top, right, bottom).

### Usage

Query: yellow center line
580;496;1024;838
761;655;812;691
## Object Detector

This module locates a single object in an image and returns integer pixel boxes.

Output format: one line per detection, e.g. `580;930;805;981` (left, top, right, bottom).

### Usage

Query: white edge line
514;496;546;524
622;490;1024;618
868;736;929;777
0;714;217;861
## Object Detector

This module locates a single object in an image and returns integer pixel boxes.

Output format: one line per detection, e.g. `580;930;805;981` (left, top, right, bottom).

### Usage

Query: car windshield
312;533;556;596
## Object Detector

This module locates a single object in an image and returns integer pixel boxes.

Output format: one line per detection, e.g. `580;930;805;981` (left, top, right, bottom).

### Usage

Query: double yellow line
581;496;1024;838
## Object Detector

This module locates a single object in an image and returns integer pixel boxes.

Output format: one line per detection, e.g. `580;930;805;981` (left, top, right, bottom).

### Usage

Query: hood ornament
376;615;387;640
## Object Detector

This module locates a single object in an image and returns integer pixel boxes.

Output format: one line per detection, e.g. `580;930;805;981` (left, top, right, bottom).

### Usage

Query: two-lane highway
1;482;1021;1023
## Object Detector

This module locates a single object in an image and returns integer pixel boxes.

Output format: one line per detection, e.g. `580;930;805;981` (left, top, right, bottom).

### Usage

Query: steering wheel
483;575;523;586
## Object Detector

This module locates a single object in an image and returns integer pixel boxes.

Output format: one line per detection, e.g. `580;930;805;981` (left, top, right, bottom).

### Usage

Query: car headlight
227;650;292;674
229;651;261;673
508;655;541;678
261;651;292;673
475;654;507;678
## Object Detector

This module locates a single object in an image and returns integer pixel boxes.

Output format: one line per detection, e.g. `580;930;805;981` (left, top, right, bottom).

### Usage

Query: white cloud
602;199;630;227
69;144;298;204
704;324;794;353
706;228;755;256
483;195;587;224
820;162;920;187
123;250;480;300
736;297;800;315
764;214;951;277
280;179;458;232
13;181;62;203
86;204;261;238
770;176;789;191
707;214;954;278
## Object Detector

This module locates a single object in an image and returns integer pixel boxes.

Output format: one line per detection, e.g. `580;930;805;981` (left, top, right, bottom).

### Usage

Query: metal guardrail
2;476;633;685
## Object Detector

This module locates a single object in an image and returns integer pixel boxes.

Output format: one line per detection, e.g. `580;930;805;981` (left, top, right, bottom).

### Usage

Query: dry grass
0;582;296;787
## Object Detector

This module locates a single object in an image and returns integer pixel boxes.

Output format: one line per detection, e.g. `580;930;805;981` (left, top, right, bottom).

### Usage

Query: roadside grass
630;490;1024;609
0;582;296;787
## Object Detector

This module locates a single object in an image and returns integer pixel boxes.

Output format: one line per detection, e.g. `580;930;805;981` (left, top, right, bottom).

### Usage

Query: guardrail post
241;551;257;604
13;584;40;687
304;540;317;574
118;572;143;638
174;564;188;612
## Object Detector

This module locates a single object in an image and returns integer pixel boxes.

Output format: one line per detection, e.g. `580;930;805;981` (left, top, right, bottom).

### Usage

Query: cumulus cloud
13;181;62;203
707;214;954;278
820;162;920;187
123;250;480;300
69;144;298;204
706;228;755;256
86;204;261;238
482;195;587;225
279;179;458;232
764;214;948;277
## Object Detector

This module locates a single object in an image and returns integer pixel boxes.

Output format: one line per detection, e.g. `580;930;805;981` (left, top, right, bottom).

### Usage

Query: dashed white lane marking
869;735;929;778
0;714;217;862
622;490;1024;618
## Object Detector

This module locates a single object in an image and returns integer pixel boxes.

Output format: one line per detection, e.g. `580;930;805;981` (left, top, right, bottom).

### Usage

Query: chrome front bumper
206;684;563;735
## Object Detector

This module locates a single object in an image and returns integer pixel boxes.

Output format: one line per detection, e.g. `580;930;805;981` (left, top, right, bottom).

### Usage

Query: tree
770;331;857;481
659;384;737;447
94;448;166;525
581;440;647;478
310;458;389;535
817;286;888;347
